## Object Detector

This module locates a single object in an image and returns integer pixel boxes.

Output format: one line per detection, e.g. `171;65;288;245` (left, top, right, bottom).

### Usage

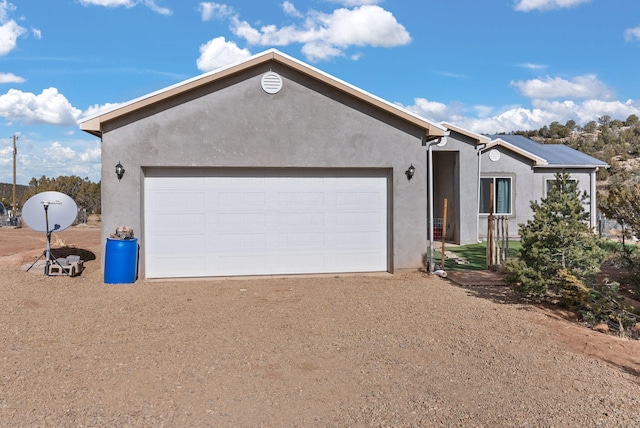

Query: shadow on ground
50;247;97;262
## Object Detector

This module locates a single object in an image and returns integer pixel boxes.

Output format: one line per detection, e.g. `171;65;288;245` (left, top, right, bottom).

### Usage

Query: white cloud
81;102;125;120
518;63;547;70
230;5;411;62
143;0;171;15
199;2;234;21
436;71;468;79
0;87;82;126
534;98;640;124
78;0;134;6
511;75;614;100
513;0;591;12
196;37;252;72
0;0;15;21
0;137;102;184
45;141;76;163
0;72;25;83
325;0;382;5
406;98;451;119
78;0;172;15
282;1;303;18
79;141;102;163
37;140;102;181
31;27;42;39
0;18;26;56
457;74;624;132
624;25;640;42
402;97;640;134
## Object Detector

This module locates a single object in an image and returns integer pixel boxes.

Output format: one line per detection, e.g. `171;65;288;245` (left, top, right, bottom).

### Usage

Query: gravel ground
0;226;639;427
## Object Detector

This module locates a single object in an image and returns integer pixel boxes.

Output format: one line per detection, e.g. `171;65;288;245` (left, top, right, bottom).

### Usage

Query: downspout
476;143;488;242
426;133;449;274
590;167;599;230
428;140;435;273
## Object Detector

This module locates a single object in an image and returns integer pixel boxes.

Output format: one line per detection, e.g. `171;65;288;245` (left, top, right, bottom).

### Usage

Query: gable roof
79;48;446;139
487;134;609;168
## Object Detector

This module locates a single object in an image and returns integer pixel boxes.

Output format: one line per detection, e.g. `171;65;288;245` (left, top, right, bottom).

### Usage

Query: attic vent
489;149;501;162
261;71;283;94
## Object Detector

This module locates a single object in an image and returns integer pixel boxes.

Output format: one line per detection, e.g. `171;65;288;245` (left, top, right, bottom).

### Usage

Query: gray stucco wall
100;61;432;277
479;147;596;239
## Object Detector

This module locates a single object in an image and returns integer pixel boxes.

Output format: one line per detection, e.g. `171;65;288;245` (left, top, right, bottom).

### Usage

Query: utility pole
12;135;17;216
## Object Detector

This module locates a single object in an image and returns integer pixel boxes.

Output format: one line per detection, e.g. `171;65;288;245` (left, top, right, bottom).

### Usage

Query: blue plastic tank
104;238;138;284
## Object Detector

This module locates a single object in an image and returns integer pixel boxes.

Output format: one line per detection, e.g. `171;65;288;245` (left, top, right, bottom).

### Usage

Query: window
480;177;512;215
545;177;576;195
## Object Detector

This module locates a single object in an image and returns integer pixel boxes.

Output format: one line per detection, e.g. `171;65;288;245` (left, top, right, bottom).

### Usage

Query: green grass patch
433;241;522;271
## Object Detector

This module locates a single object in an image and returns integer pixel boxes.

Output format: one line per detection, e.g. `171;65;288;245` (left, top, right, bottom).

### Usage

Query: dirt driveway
1;225;639;426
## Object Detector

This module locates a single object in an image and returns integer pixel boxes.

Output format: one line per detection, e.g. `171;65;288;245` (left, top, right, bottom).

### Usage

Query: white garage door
144;168;388;278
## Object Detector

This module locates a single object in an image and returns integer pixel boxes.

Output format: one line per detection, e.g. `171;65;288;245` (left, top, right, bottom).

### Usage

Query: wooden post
441;198;448;270
12;135;17;215
505;217;509;261
486;183;494;270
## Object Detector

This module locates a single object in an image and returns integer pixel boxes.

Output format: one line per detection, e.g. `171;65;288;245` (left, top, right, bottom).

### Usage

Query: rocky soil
0;225;639;427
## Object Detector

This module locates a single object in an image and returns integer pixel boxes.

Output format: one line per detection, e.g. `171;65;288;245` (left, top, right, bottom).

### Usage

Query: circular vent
261;71;283;94
489;149;501;162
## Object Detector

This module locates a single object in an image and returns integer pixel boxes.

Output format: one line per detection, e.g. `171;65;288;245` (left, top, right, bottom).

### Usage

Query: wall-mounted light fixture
115;161;125;181
405;164;416;181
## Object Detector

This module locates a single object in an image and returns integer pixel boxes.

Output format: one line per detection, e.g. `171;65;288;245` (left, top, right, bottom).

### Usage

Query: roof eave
440;122;491;145
534;164;610;169
484;139;547;166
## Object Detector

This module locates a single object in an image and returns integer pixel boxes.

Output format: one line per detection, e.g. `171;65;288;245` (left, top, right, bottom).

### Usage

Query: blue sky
1;0;640;184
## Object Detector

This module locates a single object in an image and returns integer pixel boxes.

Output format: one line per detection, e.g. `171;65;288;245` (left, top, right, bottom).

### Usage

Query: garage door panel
278;211;324;227
144;168;388;278
334;251;383;271
147;255;209;277
147;191;206;211
150;213;206;230
218;212;266;228
219;191;266;207
276;253;326;274
278;232;325;248
336;210;382;227
218;254;268;276
336;231;382;248
147;233;207;252
279;192;324;207
217;232;267;251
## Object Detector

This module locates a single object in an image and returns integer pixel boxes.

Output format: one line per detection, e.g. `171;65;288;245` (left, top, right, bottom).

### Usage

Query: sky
1;0;640;185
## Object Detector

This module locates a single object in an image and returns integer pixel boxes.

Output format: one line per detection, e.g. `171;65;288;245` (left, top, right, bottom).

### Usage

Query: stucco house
433;124;609;245
80;49;608;280
80;49;447;279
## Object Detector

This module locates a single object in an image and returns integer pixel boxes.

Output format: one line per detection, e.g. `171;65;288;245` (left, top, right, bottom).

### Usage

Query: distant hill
502;114;640;188
0;182;28;207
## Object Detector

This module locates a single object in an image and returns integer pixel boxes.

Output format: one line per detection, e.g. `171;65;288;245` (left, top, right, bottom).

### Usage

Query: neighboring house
80;49;447;279
433;124;609;245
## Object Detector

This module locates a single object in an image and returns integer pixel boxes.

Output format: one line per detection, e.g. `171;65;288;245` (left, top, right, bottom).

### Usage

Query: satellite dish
22;191;78;276
22;191;78;233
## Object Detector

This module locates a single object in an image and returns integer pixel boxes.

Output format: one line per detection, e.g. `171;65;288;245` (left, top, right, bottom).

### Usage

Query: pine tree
599;183;640;241
506;173;606;298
